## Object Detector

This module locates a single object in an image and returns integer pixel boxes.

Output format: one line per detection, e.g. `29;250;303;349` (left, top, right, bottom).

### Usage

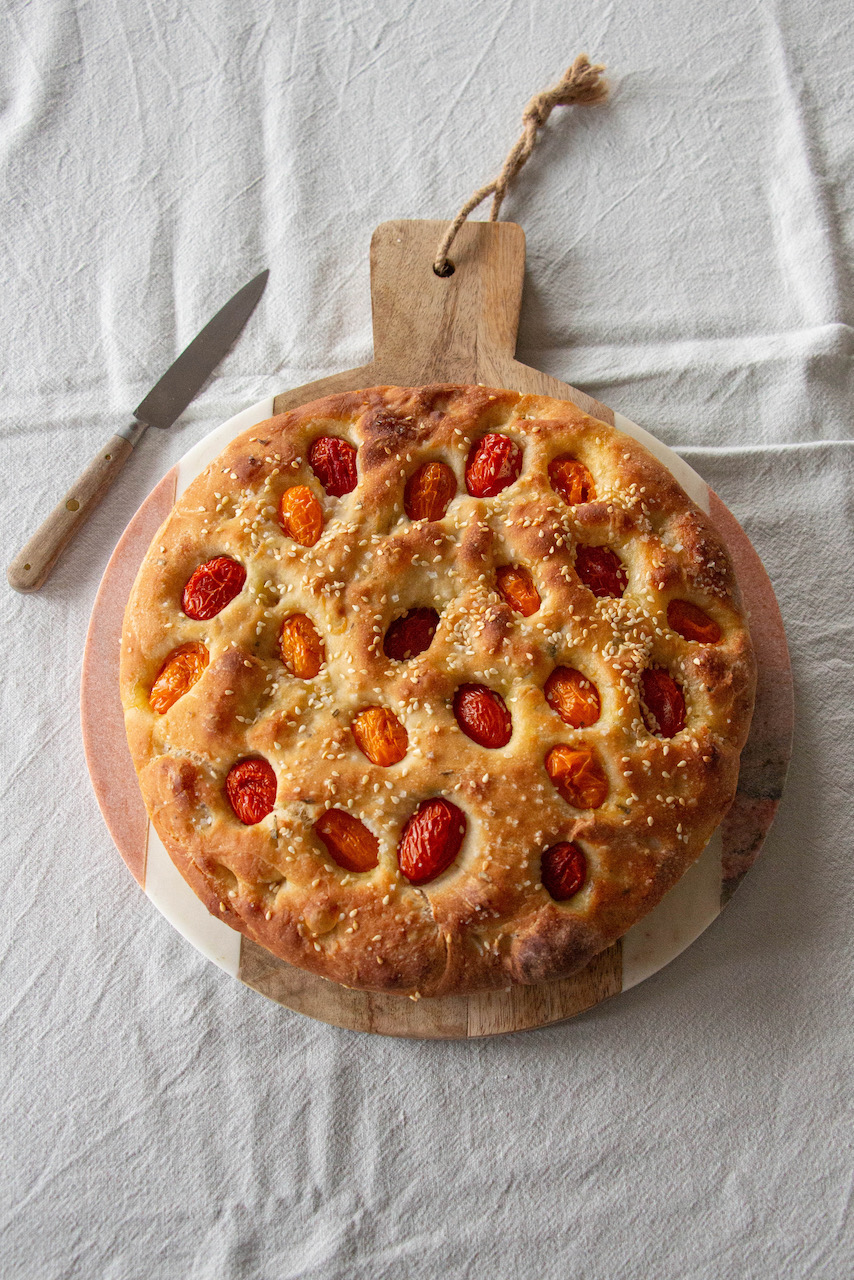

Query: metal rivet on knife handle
7;435;138;592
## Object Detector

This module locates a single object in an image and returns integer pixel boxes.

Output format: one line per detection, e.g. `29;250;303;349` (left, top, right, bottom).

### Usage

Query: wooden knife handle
7;431;139;593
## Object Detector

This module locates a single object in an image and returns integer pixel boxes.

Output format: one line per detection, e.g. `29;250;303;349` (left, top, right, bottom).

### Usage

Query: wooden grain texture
8;433;136;592
246;218;623;1037
273;220;614;425
240;937;621;1038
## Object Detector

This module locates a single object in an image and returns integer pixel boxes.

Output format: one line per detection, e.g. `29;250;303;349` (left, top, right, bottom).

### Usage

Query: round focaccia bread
121;384;756;997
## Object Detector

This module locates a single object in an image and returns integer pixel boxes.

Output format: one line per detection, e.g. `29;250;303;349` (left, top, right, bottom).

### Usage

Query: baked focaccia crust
120;384;756;996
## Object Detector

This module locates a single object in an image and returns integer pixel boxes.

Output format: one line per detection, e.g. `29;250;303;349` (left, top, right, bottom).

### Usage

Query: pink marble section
707;491;794;897
80;469;178;886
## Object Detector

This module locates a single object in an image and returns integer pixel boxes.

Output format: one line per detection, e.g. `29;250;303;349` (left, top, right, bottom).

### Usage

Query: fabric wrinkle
0;1;852;1276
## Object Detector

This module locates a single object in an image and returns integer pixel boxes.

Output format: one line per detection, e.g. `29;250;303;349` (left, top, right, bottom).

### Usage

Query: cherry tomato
544;667;600;728
351;706;408;766
575;545;627;598
226;758;277;825
315;809;379;872
182;557;246;620
280;614;325;678
667;599;721;644
149;642;209;713
398;798;466;885
545;744;608;809
404;461;456;521
465;434;523;498
548;455;595;506
496;565;540;616
383;608;439;660
541;841;587;900
641;668;686;737
309;437;357;496
280;485;323;546
453;684;512;748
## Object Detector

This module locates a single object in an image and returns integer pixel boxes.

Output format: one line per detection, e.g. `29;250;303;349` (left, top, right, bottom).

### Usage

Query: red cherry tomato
641;668;686;737
465;434;523;498
575;545;627;598
398;799;466;885
541;842;587;900
225;758;277;825
383;608;439;660
182;557;246;620
453;684;512;748
309;437;357;496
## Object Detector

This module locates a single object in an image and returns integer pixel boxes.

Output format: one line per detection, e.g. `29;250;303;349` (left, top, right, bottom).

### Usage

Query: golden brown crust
120;385;756;996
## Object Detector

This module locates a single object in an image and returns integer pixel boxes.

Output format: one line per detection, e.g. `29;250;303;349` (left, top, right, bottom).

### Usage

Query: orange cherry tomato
404;461;456;521
351;707;408;767
149;642;209;713
315;809;380;872
544;667;600;728
496;565;540;616
279;485;323;546
548;455;595;506
280;614;325;678
667;599;722;644
545;744;608;809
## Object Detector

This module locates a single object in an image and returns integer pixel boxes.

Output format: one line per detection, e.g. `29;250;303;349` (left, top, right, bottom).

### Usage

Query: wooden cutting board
83;219;793;1037
269;219;610;419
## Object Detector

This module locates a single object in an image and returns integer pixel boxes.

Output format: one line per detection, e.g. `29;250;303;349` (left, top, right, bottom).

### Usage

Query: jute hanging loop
433;54;609;276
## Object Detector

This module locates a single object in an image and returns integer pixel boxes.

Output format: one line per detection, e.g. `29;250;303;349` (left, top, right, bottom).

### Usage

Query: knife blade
7;269;269;593
135;270;268;431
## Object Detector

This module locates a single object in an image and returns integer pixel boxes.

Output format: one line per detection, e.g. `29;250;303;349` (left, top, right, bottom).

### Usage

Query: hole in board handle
433;260;455;278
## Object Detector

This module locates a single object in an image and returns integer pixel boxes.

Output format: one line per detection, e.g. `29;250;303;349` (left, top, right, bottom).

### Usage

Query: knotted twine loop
432;54;609;276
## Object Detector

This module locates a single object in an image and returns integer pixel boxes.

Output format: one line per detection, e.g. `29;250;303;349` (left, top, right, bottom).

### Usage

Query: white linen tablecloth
1;2;852;1276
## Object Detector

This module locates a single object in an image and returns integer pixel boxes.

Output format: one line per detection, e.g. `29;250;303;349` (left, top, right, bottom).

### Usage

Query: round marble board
82;392;792;1038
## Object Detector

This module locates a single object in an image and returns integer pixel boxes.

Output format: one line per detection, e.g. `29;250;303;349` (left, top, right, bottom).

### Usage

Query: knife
7;269;269;594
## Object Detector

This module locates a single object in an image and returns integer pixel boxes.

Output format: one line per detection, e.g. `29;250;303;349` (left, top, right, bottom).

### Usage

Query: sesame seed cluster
121;384;756;996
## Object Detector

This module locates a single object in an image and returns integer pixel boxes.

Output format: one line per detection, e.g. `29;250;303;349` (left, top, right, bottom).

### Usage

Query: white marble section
176;396;276;497
622;832;723;989
612;411;711;514
144;827;242;977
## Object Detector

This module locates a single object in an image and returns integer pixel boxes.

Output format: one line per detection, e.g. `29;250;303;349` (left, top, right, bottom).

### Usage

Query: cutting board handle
369;219;525;386
271;216;612;428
